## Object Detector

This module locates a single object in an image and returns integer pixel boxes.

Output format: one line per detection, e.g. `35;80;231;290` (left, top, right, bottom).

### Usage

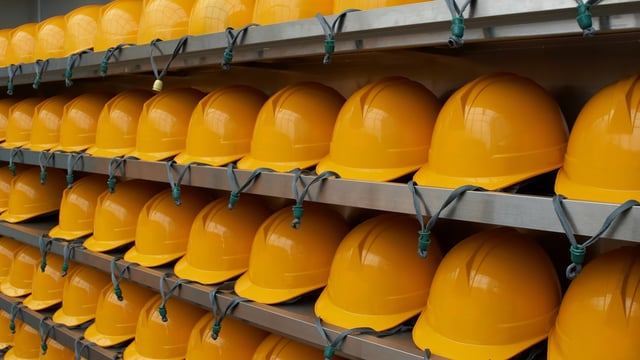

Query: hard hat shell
252;0;333;25
0;245;40;297
48;175;109;240
0;167;67;223
94;0;145;52
188;0;255;36
0;98;20;142
63;5;101;55
83;179;164;252
174;85;267;166
315;214;442;331
0;28;11;67
126;88;204;161
174;196;272;284
334;0;425;12
548;246;640;360
412;227;561;360
252;334;347;360
0;310;15;349
4;322;39;360
50;93;112;153
0;165;28;213
556;75;640;204
123;295;207;360
123;187;213;267
237;82;344;172
0;98;42;150
137;0;195;44
316;77;440;181
23;95;71;151
5;23;37;65
52;265;111;327
234;203;349;304
86;89;154;157
39;338;73;360
23;254;65;310
84;280;156;347
413;73;569;190
186;313;269;360
34;16;66;60
0;237;23;281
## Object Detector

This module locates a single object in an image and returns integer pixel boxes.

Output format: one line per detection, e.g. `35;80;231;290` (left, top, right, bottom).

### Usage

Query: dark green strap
33;59;49;89
226;164;275;209
110;257;136;302
221;24;259;71
574;0;601;36
208;281;246;340
158;273;193;322
62;241;83;277
315;9;359;64
6;63;23;95
66;152;86;189
65;50;93;87
8;148;23;176
165;160;208;206
38;317;58;355
107;155;137;193
9;302;22;334
291;170;340;229
444;0;473;47
38;151;56;184
38;234;53;272
101;43;135;77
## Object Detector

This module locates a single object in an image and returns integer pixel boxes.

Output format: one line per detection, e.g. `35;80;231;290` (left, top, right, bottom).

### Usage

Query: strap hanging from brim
149;36;189;92
6;63;23;95
101;43;135;77
107;155;137;193
66;152;86;189
39;316;58;355
574;0;601;36
553;195;639;279
38;234;53;272
158;273;193;322
74;336;96;360
165;160;208;206
221;24;259;71
444;0;473;47
227;163;275;209
33;59;50;89
65;50;93;87
62;241;83;277
38;151;56;184
9;302;23;334
291;170;340;229
8;148;23;176
208;281;249;340
110;257;136;301
315;9;359;64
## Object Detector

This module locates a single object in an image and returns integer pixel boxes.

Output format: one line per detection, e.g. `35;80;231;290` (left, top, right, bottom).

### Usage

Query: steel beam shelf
0;0;639;87
0;220;431;360
0;293;120;360
1;149;639;242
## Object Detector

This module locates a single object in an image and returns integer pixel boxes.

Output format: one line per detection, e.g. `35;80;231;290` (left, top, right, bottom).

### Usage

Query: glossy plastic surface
0;98;42;149
23;95;70;151
137;0;195;43
189;0;255;35
51;93;113;152
34;16;66;60
0;245;40;297
63;5;101;55
52;265;111;327
23;254;65;310
0;237;23;281
4;322;39;360
5;23;37;65
0;98;20;142
94;0;144;51
253;0;333;25
0;167;66;223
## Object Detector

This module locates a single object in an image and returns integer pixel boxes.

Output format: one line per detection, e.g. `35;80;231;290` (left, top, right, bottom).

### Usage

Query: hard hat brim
84;323;134;347
173;257;245;285
316;156;422;182
173;152;243;168
314;289;422;332
49;144;92;152
48;225;92;241
236;155;321;173
22;143;57;151
554;168;635;204
123;246;184;268
23;295;61;311
0;141;28;149
0;343;10;350
0;211;33;223
52;307;95;327
4;348;29;360
234;272;323;305
83;235;133;253
0;280;31;297
85;146;135;158
125;150;181;162
123;340;184;360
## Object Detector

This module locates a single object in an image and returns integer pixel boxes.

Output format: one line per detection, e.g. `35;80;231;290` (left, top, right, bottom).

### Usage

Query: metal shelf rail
0;0;638;87
1;149;638;242
0;220;430;360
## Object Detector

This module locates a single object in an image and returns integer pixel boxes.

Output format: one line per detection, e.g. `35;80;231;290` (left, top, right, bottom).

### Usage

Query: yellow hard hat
0;167;67;223
50;93;112;153
123;295;206;360
4;322;39;360
235;203;349;304
5;23;37;65
0;98;20;142
23;254;65;310
186;313;269;360
86;89;154;157
414;73;569;190
0;310;15;350
556;75;640;204
52;265;111;327
0;245;40;297
124;187;212;267
84;280;156;347
0;98;42;149
137;0;195;43
0;28;11;67
0;237;23;281
237;82;344;172
0;166;27;213
252;334;347;360
412;227;561;360
63;5;101;55
317;77;439;181
94;0;144;52
39;338;73;360
83;179;164;252
252;0;333;25
334;0;425;12
188;0;255;36
174;85;267;166
48;175;108;240
23;95;71;151
126;88;204;161
34;16;66;60
174;196;271;284
315;214;442;331
548;246;640;359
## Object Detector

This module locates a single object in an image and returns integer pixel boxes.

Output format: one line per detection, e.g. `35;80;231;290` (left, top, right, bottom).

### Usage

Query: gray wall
0;0;110;28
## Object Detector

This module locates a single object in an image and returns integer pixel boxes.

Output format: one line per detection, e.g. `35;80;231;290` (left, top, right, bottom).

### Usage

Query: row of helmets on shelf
0;241;339;360
0;167;637;359
0;0;426;67
1;72;640;204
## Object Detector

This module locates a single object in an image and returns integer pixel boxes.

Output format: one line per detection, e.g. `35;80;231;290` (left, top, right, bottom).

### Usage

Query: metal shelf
0;293;120;360
1;0;639;87
0;220;431;360
2;149;639;242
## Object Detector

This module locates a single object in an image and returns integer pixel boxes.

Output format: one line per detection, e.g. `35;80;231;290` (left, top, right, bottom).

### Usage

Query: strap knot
576;3;594;35
9;321;15;334
158;306;168;322
418;229;431;258
569;244;586;264
222;48;234;71
172;187;182;206
211;322;221;340
228;192;239;210
324;346;336;360
8;164;16;176
107;177;117;193
41;343;48;355
114;285;123;301
291;205;304;229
